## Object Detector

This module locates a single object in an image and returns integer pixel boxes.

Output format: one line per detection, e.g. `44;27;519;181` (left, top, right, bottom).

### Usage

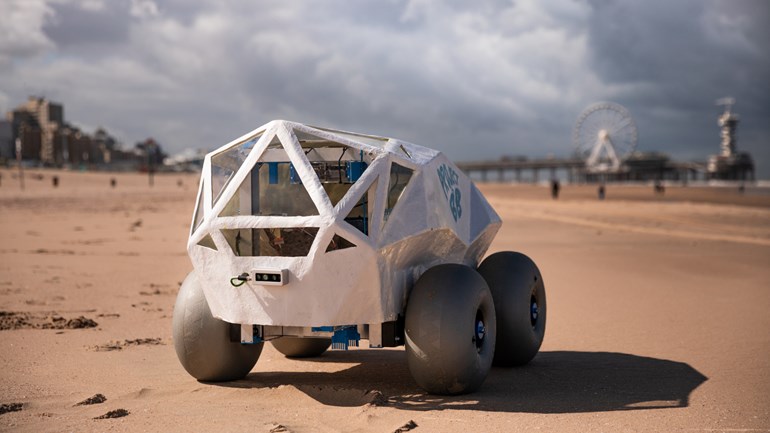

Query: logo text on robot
437;164;462;222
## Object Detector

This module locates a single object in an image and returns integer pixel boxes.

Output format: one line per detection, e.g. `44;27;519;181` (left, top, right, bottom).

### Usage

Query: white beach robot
173;120;546;395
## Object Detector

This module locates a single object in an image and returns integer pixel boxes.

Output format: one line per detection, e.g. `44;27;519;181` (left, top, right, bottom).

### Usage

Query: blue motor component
268;162;279;184
290;163;302;184
240;324;264;345
311;326;334;332
346;161;367;182
331;326;360;350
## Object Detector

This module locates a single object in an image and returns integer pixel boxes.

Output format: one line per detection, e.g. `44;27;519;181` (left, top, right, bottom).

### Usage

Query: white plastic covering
188;120;501;327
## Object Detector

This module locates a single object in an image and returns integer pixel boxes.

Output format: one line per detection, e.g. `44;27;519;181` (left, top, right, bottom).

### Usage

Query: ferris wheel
573;102;638;172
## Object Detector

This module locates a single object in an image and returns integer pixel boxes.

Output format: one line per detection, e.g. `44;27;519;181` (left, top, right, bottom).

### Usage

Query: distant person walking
551;179;560;200
598;183;605;200
654;180;665;195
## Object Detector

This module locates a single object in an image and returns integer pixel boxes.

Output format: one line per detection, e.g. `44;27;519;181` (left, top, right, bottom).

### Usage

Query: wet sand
0;169;768;432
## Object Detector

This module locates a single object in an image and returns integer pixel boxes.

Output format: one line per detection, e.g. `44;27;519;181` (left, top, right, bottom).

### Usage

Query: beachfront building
4;96;135;168
6;96;65;164
20;97;64;165
0;120;12;160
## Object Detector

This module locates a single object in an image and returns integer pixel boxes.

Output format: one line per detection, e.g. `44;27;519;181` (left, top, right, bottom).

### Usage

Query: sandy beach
1;168;769;432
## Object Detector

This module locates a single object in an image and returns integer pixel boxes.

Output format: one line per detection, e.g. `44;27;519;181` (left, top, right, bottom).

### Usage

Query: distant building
6;108;41;160
5;96;65;164
62;124;93;165
4;96;139;168
93;127;117;164
19;97;64;165
0;120;12;160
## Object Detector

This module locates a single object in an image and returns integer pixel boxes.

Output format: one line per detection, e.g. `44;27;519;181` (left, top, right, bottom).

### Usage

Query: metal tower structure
716;97;738;157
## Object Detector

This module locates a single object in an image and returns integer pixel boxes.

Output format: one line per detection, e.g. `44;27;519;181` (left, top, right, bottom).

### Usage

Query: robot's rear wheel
478;251;546;367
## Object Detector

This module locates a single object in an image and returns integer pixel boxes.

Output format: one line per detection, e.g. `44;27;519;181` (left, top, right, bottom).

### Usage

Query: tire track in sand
496;201;770;247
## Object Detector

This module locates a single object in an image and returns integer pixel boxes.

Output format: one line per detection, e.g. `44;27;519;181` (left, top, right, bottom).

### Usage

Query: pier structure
456;155;706;184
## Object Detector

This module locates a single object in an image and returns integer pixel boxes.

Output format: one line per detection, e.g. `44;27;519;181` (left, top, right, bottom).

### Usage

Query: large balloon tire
272;337;331;358
405;263;496;395
172;271;263;381
478;251;546;367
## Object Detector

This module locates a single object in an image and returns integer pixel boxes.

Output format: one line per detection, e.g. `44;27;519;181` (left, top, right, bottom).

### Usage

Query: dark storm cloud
0;0;768;176
587;0;769;104
583;0;770;164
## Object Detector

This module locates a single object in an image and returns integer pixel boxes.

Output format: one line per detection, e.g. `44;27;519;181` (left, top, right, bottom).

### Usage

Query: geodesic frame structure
187;120;501;328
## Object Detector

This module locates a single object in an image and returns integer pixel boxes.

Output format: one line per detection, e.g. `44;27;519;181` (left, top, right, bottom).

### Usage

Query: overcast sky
1;0;768;177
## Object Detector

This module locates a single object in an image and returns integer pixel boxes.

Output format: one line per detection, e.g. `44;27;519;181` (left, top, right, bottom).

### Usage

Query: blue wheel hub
530;295;539;327
474;310;486;351
476;320;486;341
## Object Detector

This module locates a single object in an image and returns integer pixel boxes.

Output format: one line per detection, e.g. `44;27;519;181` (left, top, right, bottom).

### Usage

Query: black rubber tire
405;263;496;395
272;337;331;358
172;271;263;381
478;251;546;367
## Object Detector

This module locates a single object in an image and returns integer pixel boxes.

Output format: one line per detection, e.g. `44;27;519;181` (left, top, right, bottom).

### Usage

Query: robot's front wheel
405;264;496;395
172;271;263;381
272;337;331;358
478;251;546;367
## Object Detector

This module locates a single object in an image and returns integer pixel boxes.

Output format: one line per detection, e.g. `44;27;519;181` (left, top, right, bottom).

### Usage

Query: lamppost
15;137;24;191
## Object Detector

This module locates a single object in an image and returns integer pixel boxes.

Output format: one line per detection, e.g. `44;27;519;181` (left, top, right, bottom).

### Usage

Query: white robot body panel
187;120;501;327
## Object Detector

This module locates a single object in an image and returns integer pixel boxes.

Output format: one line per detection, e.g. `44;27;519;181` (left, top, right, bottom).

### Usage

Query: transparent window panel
221;228;319;257
293;128;373;207
344;179;377;236
191;186;204;235
384;163;413;222
211;133;263;206
323;182;352;208
219;156;319;216
325;234;356;252
196;233;217;250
